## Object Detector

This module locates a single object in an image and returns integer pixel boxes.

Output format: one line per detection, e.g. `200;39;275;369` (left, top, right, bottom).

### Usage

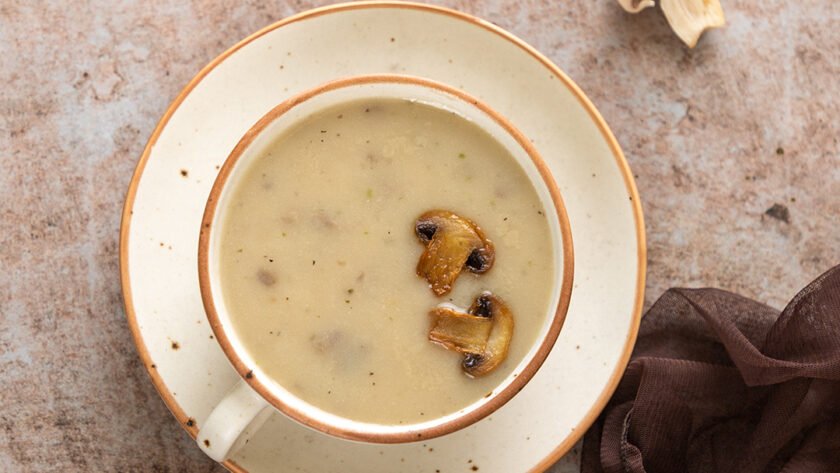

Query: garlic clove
660;0;726;48
617;0;655;14
426;293;515;378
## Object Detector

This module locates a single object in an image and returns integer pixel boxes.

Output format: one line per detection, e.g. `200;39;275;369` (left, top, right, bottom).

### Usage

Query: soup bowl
197;74;573;461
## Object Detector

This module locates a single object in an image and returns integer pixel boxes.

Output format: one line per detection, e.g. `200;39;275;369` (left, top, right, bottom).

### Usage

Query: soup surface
219;98;555;424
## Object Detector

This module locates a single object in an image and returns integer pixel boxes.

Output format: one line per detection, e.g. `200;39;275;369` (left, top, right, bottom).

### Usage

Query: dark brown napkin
582;265;840;473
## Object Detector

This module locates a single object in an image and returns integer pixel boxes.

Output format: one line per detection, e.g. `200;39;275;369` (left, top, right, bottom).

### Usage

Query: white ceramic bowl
196;74;573;459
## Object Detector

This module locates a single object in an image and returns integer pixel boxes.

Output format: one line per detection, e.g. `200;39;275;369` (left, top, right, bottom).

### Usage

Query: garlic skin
617;0;655;13
660;0;726;48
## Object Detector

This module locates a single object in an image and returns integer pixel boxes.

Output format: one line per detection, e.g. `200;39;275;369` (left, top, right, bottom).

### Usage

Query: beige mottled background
1;1;838;472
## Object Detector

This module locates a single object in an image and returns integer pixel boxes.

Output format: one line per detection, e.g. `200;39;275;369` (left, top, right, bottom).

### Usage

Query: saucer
120;3;645;472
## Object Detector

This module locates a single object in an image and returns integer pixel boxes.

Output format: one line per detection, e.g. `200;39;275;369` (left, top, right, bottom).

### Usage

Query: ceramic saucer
120;3;645;472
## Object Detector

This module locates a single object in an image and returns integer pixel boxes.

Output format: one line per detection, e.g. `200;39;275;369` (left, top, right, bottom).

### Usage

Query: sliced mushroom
661;0;726;48
464;293;515;377
414;210;494;296
427;292;514;377
428;305;493;355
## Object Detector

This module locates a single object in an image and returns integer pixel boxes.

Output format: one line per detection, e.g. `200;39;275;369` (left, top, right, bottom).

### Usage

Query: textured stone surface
0;1;837;472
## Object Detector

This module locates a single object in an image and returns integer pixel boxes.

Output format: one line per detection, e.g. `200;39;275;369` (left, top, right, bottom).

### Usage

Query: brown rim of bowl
118;2;646;470
197;73;575;444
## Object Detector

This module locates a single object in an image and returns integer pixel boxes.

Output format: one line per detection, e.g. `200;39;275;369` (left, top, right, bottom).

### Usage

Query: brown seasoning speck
765;203;791;223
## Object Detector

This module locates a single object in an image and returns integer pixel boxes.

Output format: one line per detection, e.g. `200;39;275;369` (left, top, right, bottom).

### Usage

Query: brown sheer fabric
582;265;840;473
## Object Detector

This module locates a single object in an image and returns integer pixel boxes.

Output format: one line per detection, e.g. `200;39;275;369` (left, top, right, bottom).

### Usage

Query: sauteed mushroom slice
428;305;493;355
414;210;495;296
427;292;514;377
463;293;514;377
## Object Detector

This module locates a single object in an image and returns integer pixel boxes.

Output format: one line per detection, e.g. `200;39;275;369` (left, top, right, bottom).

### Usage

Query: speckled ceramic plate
120;3;645;472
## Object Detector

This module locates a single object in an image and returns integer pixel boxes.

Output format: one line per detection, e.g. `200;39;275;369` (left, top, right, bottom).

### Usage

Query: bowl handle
197;379;273;462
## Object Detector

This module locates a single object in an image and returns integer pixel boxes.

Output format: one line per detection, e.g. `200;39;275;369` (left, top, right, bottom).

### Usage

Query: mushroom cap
414;210;495;296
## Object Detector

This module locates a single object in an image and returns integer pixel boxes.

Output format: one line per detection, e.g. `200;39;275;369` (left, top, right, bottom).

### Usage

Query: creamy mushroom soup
219;98;554;424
